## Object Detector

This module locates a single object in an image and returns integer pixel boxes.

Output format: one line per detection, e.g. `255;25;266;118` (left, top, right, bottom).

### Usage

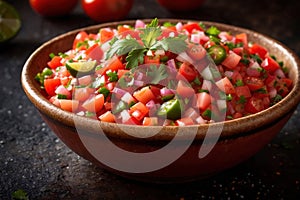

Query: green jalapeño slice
157;99;182;120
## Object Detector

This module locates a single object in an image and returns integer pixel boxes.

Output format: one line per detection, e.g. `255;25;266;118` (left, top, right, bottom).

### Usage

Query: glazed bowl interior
22;19;300;141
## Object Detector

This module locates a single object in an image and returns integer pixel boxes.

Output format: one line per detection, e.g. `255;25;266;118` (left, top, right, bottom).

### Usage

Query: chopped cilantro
235;79;244;86
106;18;187;70
98;87;110;98
237;95;246;104
206;26;220;36
57;94;67;99
107;71;118;82
251;54;262;64
146;64;168;84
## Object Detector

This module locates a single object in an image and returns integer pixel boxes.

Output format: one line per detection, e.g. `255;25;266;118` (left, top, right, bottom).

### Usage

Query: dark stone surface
1;0;300;199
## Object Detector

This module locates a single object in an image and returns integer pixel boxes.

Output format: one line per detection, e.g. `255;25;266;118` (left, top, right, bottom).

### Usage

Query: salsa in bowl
33;19;293;126
22;19;300;182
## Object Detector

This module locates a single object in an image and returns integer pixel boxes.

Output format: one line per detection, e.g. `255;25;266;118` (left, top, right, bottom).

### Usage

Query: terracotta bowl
21;19;300;183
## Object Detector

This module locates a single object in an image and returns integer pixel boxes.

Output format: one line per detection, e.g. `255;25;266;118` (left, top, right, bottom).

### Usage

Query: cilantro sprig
106;18;188;69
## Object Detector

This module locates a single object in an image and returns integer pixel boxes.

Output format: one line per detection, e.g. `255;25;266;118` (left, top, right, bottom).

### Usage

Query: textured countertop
1;0;300;199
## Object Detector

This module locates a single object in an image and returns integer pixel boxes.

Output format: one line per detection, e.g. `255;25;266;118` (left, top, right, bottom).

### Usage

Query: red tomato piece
144;55;160;64
249;43;268;58
44;78;61;96
59;99;79;112
196;92;212;111
222;51;241;69
244;76;264;91
73;31;89;50
235;86;251;98
235;33;248;48
82;94;105;113
175;117;194;126
99;28;114;43
99;111;116;123
176;80;195;97
86;44;104;61
133;86;156;104
261;56;280;73
245;97;264;114
178;63;197;82
215;77;235;94
47;56;62;69
182;23;203;33
129;102;149;121
186;43;206;61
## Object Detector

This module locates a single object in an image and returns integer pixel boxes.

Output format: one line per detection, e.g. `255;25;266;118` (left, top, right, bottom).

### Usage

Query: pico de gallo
35;19;293;126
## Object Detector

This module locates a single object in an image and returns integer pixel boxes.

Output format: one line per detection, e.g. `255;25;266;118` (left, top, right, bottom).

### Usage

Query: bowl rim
21;18;300;141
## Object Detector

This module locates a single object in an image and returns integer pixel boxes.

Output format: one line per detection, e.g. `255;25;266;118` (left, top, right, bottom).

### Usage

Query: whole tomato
29;0;79;17
156;0;205;12
81;0;133;22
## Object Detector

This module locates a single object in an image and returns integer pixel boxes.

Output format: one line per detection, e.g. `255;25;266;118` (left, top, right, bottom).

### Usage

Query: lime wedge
0;1;21;43
66;60;97;77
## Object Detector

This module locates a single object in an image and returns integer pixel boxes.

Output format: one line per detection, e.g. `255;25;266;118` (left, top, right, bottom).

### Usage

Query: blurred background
1;0;300;199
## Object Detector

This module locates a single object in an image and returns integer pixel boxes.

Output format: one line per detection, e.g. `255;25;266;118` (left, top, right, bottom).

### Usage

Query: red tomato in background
29;0;79;17
156;0;205;12
81;0;133;22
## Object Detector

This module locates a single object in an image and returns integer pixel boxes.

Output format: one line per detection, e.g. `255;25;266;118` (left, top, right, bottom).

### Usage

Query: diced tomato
99;111;116;123
261;56;280;73
44;78;61;96
235;85;251;98
47;56;62;69
196;92;211;111
235;33;248;49
96;56;124;75
82;94;104;113
222;51;241;69
129;102;149;121
117;25;132;34
186;43;206;61
175;117;194;126
244;76;264;91
86;44;104;61
182;23;203;34
281;78;293;88
73;87;94;102
142;117;158;126
248;43;268;58
144;55;160;64
178;62;197;82
245;97;264;114
176;80;195;97
59;99;79;112
73;31;89;50
133;86;156;104
231;71;243;84
99;28;114;43
215;77;235;94
117;69;130;79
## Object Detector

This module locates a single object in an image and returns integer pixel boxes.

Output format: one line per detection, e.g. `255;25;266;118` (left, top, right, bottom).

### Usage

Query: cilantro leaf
106;38;143;59
158;35;188;54
140;27;162;48
126;48;147;69
147;18;159;27
206;26;221;36
146;64;168;84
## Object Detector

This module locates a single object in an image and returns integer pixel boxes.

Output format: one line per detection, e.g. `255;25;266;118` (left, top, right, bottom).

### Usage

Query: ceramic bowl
21;19;300;183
